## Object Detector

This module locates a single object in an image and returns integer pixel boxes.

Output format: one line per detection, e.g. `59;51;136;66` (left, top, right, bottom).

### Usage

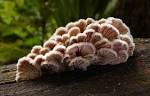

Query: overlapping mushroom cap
16;17;135;81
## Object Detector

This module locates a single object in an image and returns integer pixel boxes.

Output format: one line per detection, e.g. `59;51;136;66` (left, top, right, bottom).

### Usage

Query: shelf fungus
16;17;135;81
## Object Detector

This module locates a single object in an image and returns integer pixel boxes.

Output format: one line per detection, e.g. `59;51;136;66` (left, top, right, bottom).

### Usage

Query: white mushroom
76;33;87;42
75;19;87;32
53;45;66;54
94;38;111;50
31;45;42;54
55;27;67;36
68;57;90;71
43;40;57;49
97;18;107;24
86;18;95;25
107;17;130;34
68;26;80;36
86;23;101;32
118;50;129;63
91;32;103;44
69;36;78;45
100;23;119;40
97;48;118;65
66;22;76;30
83;29;95;42
27;53;37;59
112;39;128;52
16;57;41;82
42;51;64;72
39;47;49;55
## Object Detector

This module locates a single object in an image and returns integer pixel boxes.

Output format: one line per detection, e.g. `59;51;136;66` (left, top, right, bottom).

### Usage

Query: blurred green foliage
0;0;118;65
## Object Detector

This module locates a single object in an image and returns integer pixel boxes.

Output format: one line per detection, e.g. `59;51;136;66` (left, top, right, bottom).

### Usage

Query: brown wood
0;38;150;96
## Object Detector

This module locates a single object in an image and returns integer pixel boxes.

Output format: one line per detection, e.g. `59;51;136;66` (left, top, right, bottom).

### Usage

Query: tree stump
0;38;150;96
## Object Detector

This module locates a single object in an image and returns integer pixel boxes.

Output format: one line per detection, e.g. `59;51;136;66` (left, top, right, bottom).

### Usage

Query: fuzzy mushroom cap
16;17;135;81
66;22;76;30
100;23;119;40
75;19;87;32
43;40;57;49
66;42;96;58
91;32;103;44
76;33;87;42
83;29;95;42
27;53;37;59
55;27;67;36
97;48;118;65
69;57;90;71
112;39;128;51
31;45;42;54
68;27;80;36
16;57;41;82
86;23;101;32
86;18;95;25
107;17;130;34
45;51;63;63
53;45;66;54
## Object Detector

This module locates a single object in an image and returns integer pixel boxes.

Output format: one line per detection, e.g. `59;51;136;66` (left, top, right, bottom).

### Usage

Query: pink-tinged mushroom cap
69;57;90;71
100;23;119;40
55;27;67;36
16;57;41;82
97;48;118;65
31;45;42;54
68;26;80;36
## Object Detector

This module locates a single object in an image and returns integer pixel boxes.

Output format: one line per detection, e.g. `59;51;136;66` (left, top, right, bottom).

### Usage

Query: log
0;38;150;96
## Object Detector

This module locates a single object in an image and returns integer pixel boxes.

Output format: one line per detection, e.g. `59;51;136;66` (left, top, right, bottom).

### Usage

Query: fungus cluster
16;17;135;81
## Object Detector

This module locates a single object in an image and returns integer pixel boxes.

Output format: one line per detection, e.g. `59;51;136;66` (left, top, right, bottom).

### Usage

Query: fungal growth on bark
16;17;135;81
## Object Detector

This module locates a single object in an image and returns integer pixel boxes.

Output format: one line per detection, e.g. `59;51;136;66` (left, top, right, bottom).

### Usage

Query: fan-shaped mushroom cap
62;34;70;43
83;29;95;42
31;45;42;54
75;19;87;32
65;44;79;58
79;43;96;56
76;33;87;42
55;35;63;43
33;55;45;70
33;55;45;65
16;57;41;82
128;46;135;56
45;51;63;63
97;18;107;24
95;38;111;50
27;53;37;59
41;51;64;72
69;36;78;45
55;27;67;36
66;43;96;58
86;18;95;25
66;22;76;30
112;39;128;52
118;50;128;63
119;34;134;46
43;40;57;49
100;23;119;40
53;45;66;54
86;23;101;32
107;17;130;34
68;26;80;36
39;47;49;55
91;32;103;44
68;57;90;71
97;48;118;65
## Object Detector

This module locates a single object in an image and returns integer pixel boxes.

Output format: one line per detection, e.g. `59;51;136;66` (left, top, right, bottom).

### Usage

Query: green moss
0;42;29;66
